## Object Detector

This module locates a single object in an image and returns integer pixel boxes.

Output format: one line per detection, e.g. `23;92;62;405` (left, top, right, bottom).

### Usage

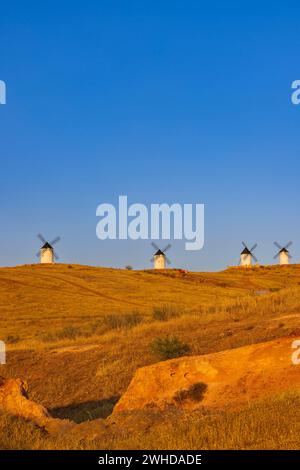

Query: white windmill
273;241;292;265
36;234;61;264
150;242;171;269
240;242;258;267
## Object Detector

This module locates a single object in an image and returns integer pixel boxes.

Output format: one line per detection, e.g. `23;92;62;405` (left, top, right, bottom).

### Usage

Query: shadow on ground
50;396;119;423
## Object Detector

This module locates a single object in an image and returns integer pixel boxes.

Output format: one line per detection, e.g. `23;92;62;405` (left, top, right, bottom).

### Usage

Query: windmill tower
150;242;171;269
37;234;60;264
240;242;258;267
274;241;292;265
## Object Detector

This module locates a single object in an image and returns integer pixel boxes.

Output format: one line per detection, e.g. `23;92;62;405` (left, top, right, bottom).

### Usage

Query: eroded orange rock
114;336;300;413
0;376;73;433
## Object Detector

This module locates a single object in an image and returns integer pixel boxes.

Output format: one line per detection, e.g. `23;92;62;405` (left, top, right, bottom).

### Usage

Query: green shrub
152;305;180;321
103;312;142;330
151;335;190;360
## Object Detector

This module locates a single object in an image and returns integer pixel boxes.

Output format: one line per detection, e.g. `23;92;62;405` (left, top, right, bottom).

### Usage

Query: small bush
88;320;104;335
152;305;180;321
40;326;82;342
4;335;20;344
151;335;190;360
103;312;142;330
173;382;207;404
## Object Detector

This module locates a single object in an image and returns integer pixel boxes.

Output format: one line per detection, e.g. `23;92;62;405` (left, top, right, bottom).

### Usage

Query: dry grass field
0;263;300;449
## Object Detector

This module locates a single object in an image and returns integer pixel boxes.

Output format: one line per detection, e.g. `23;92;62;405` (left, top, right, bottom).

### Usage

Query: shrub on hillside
152;305;181;321
4;335;20;344
151;335;190;360
103;312;142;330
40;326;82;342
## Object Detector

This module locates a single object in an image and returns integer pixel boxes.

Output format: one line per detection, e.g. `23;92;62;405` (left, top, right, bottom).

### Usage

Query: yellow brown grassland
0;263;300;449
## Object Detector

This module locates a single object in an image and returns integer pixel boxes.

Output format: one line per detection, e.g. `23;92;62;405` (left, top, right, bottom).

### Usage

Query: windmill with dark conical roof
273;241;292;265
36;234;61;264
240;241;258;267
150;242;171;269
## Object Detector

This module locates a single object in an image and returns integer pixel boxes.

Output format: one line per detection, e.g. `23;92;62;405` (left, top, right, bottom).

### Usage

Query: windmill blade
251;253;258;263
285;241;293;250
162;244;171;253
273;252;280;260
36;251;40;258
54;251;59;261
274;241;282;250
250;243;258;252
151;242;160;252
150;257;154;263
50;236;61;246
242;241;248;249
165;256;171;265
37;233;47;244
288;253;293;259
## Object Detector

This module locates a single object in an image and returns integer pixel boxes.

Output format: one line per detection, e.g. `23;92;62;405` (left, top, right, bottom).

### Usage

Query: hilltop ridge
0;263;300;449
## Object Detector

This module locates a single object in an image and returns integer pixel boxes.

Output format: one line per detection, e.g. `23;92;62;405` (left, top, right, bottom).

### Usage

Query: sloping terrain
0;263;300;449
0;336;300;450
1;262;300;346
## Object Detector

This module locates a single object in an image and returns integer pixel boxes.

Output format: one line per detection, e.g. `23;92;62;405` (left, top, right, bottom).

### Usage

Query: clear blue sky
1;1;300;270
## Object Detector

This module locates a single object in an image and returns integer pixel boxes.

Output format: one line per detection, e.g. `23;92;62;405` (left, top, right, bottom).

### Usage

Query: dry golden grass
1;263;300;449
1;263;300;348
105;390;300;450
1;390;299;449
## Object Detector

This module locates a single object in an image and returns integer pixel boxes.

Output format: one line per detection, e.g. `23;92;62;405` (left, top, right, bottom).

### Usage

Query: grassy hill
0;263;300;449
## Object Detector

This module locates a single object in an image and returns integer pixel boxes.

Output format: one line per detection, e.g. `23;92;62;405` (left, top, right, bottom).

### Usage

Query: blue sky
1;1;300;270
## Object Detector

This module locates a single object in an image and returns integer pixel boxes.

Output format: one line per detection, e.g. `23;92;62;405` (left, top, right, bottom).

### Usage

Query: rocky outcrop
0;376;73;434
1;335;299;441
114;336;300;413
0;377;49;424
